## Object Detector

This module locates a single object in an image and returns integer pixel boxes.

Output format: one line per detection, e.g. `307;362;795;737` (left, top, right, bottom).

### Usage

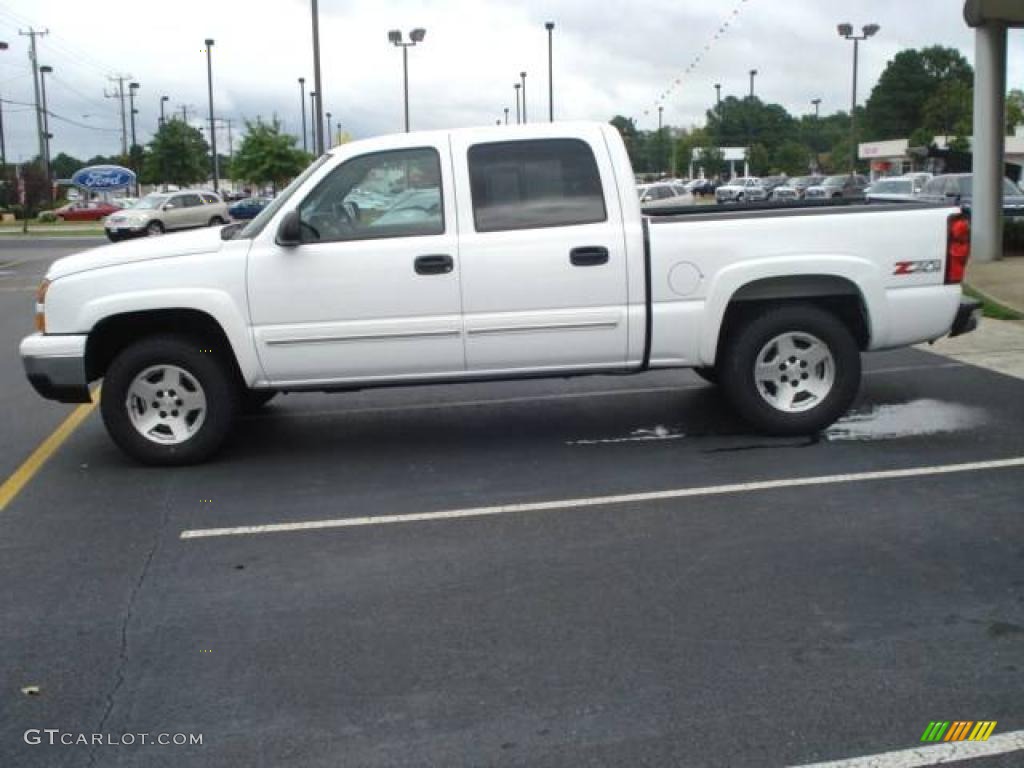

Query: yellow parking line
0;388;100;512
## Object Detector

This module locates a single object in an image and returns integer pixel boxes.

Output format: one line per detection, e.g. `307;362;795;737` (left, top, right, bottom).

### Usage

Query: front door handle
414;254;454;275
570;246;609;266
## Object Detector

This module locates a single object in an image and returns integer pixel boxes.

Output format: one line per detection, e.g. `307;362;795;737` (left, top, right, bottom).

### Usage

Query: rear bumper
20;333;91;403
949;297;982;338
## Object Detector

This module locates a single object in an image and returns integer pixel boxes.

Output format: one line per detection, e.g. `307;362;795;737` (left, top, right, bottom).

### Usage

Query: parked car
685;178;717;197
760;176;789;195
111;196;138;209
228;197;273;220
21;121;978;464
53;200;121;222
916;173;1024;215
771;175;825;201
804;174;869;200
715;177;767;203
638;181;695;209
104;190;230;241
901;172;933;193
865;177;918;203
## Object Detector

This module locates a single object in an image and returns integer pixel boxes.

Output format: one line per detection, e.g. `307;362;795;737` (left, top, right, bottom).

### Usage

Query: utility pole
19;27;48;170
514;83;521;124
504;107;509;125
104;73;131;156
38;65;52;182
545;22;554;122
0;41;8;173
325;111;332;147
310;0;325;153
160;95;168;127
298;77;307;153
128;82;139;148
204;38;218;192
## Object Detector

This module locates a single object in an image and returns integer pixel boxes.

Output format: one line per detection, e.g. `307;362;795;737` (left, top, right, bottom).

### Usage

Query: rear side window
201;193;219;204
468;139;607;232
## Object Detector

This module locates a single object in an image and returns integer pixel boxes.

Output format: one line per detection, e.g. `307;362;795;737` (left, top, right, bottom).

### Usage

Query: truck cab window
467;138;607;232
297;147;444;243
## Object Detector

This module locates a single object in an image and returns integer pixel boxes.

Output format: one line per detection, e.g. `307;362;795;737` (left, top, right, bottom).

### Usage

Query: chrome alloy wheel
753;331;835;413
125;365;207;444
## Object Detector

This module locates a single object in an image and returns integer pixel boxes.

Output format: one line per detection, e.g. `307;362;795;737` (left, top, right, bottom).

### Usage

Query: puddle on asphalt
825;399;989;442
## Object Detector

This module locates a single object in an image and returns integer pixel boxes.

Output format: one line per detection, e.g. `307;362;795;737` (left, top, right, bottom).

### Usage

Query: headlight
35;278;50;333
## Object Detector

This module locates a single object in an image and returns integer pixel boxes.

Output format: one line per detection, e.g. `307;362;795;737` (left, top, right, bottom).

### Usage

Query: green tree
141;119;210;187
231;119;310;191
922;80;973;140
609;115;642;169
864;50;933;139
696;146;727;178
50;152;84;180
1006;89;1024;134
705;96;798;156
772;140;813;175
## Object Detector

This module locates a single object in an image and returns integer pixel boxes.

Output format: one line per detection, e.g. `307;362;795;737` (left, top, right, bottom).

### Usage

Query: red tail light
946;213;970;284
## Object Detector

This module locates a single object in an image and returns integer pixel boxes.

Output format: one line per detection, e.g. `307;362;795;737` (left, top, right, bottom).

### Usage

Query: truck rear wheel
100;335;240;465
719;304;860;435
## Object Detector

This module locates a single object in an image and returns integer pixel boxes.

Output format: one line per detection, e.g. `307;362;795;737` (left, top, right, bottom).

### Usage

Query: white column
971;21;1008;262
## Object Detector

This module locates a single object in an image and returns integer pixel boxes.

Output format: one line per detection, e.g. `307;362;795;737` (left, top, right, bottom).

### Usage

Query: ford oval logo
70;165;136;190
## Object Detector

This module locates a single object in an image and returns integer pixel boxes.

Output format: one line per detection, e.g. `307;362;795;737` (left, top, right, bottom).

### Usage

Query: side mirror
220;221;245;241
276;210;303;246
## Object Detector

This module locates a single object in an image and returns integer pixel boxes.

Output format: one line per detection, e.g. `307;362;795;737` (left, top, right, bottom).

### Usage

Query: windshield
822;176;847;187
131;194;168;210
238;155;332;239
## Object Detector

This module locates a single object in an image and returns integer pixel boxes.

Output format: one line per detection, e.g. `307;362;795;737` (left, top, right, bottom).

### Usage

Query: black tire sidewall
146;221;163;236
101;335;239;465
720;304;861;435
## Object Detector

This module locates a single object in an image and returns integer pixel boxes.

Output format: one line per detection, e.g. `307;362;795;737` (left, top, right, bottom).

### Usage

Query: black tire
106;232;121;243
718;304;861;436
693;366;719;385
100;335;240;465
146;220;164;236
208;216;225;227
241;389;276;413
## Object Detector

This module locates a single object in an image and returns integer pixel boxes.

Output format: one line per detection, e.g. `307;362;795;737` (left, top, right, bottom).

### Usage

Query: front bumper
949;297;982;338
20;333;91;403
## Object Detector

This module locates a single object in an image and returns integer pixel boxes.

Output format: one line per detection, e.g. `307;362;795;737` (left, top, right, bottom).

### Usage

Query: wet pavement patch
825;399;989;442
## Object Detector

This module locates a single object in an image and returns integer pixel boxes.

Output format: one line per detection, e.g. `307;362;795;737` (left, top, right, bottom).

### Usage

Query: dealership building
858;129;1024;180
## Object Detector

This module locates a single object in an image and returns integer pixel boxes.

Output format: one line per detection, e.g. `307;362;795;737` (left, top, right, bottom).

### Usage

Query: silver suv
104;190;230;241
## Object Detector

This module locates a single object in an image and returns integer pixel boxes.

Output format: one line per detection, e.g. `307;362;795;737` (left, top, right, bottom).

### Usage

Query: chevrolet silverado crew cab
21;122;979;465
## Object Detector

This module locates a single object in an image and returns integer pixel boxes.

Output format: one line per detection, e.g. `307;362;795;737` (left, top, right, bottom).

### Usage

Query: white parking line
786;728;1024;767
179;455;1024;540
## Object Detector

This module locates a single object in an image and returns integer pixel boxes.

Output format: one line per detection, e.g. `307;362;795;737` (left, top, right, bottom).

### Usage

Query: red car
54;200;121;221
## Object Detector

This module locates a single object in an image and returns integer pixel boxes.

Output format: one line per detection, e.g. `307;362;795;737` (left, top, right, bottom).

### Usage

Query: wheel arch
85;306;256;386
702;261;883;366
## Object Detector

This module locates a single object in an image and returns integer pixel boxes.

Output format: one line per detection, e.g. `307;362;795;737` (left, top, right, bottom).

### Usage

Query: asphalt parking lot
1;237;1023;767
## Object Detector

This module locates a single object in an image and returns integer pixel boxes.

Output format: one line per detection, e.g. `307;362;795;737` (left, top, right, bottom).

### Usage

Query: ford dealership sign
70;165;136;190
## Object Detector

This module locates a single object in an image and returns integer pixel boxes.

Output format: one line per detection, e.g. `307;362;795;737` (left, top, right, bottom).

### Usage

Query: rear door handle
414;254;454;275
570;246;609;266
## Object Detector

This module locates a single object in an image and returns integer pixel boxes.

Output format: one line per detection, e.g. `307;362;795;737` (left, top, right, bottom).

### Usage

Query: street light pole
298;77;307;153
309;91;316;150
326;111;332;147
159;95;168;127
388;28;426;132
520;71;527;123
514;83;521;124
545;22;554;122
504;107;509;125
204;38;219;192
838;22;880;172
658;105;663;132
714;83;721;109
811;98;822;172
749;69;758;99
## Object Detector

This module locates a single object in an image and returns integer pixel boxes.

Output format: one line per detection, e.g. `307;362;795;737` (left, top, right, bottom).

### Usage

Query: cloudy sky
0;0;1021;161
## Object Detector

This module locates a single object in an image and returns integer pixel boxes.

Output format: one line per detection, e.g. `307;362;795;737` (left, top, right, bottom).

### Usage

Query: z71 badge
894;260;942;275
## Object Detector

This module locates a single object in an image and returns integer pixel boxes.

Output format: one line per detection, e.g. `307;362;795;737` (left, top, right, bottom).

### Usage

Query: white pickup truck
21;122;979;465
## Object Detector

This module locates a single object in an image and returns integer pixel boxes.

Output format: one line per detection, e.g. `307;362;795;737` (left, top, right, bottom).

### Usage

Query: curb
964;281;1024;320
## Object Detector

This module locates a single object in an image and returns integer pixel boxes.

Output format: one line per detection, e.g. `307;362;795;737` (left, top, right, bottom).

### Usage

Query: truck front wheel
719;304;860;435
100;335;240;465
